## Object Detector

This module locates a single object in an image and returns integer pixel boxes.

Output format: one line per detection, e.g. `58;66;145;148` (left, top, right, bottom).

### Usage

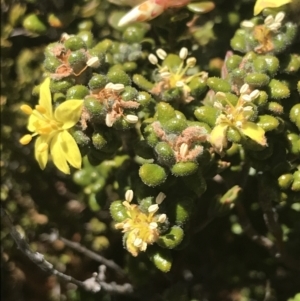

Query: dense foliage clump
1;0;300;300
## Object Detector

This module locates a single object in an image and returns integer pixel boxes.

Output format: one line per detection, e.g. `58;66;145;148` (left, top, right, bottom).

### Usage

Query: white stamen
87;57;100;68
180;143;189;157
243;106;253;112
156;48;167;60
216;91;226;98
241;20;255;28
264;15;274;25
115;222;124;229
179;47;188;60
158;214;167;223
250;89;260;100
112;83;125;92
149;222;158;230
133;238;143;247
105;114;114;127
105;82;114;90
125;190;134;202
268;23;281;31
155;192;166;204
125;114;139;124
160;72;171;79
275;12;285;23
241;94;251;102
148;204;159;213
236;121;243;127
61;32;71;41
213;101;224;110
141;242;147;251
148;54;158;65
186;57;196;67
176;81;185;87
240;83;249;94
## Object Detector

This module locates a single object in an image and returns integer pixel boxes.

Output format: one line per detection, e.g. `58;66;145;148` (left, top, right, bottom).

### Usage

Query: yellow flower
19;77;83;174
115;190;167;257
149;47;208;103
209;84;267;153
254;0;291;16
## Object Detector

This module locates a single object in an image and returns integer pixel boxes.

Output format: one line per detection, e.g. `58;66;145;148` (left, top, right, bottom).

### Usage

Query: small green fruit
139;163;168;187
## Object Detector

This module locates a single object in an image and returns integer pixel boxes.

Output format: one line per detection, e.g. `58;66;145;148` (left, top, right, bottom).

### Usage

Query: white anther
241;20;255;28
112;83;125;92
158;214;167;223
213;101;223;110
156;48;167;60
275;12;285;23
240;83;250;94
186;57;196;67
61;32;71;41
115;222;123;229
86;57;100;68
123;222;130;231
250;89;260;100
243;106;253;112
105;82;114;89
125;190;134;202
125;114;139;124
148;53;158;65
105;114;114;127
148;204;159;213
149;222;158;230
236;121;243;127
176;81;185;87
264;15;274;25
180;143;189;157
216;92;226;98
160;72;171;79
156;192;166;204
268;22;281;31
179;47;188;60
241;94;251;102
133;238;143;247
141;242;147;251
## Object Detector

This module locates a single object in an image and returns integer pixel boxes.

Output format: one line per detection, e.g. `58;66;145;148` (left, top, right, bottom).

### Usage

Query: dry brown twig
1;207;134;294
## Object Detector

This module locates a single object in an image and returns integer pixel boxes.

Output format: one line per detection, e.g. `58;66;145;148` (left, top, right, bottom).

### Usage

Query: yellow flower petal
240;122;267;146
209;123;229;153
50;132;70;174
60;130;82;169
34;136;49;170
254;0;291;15
38;77;53;118
27;114;39;132
125;232;139;257
54;99;83;129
